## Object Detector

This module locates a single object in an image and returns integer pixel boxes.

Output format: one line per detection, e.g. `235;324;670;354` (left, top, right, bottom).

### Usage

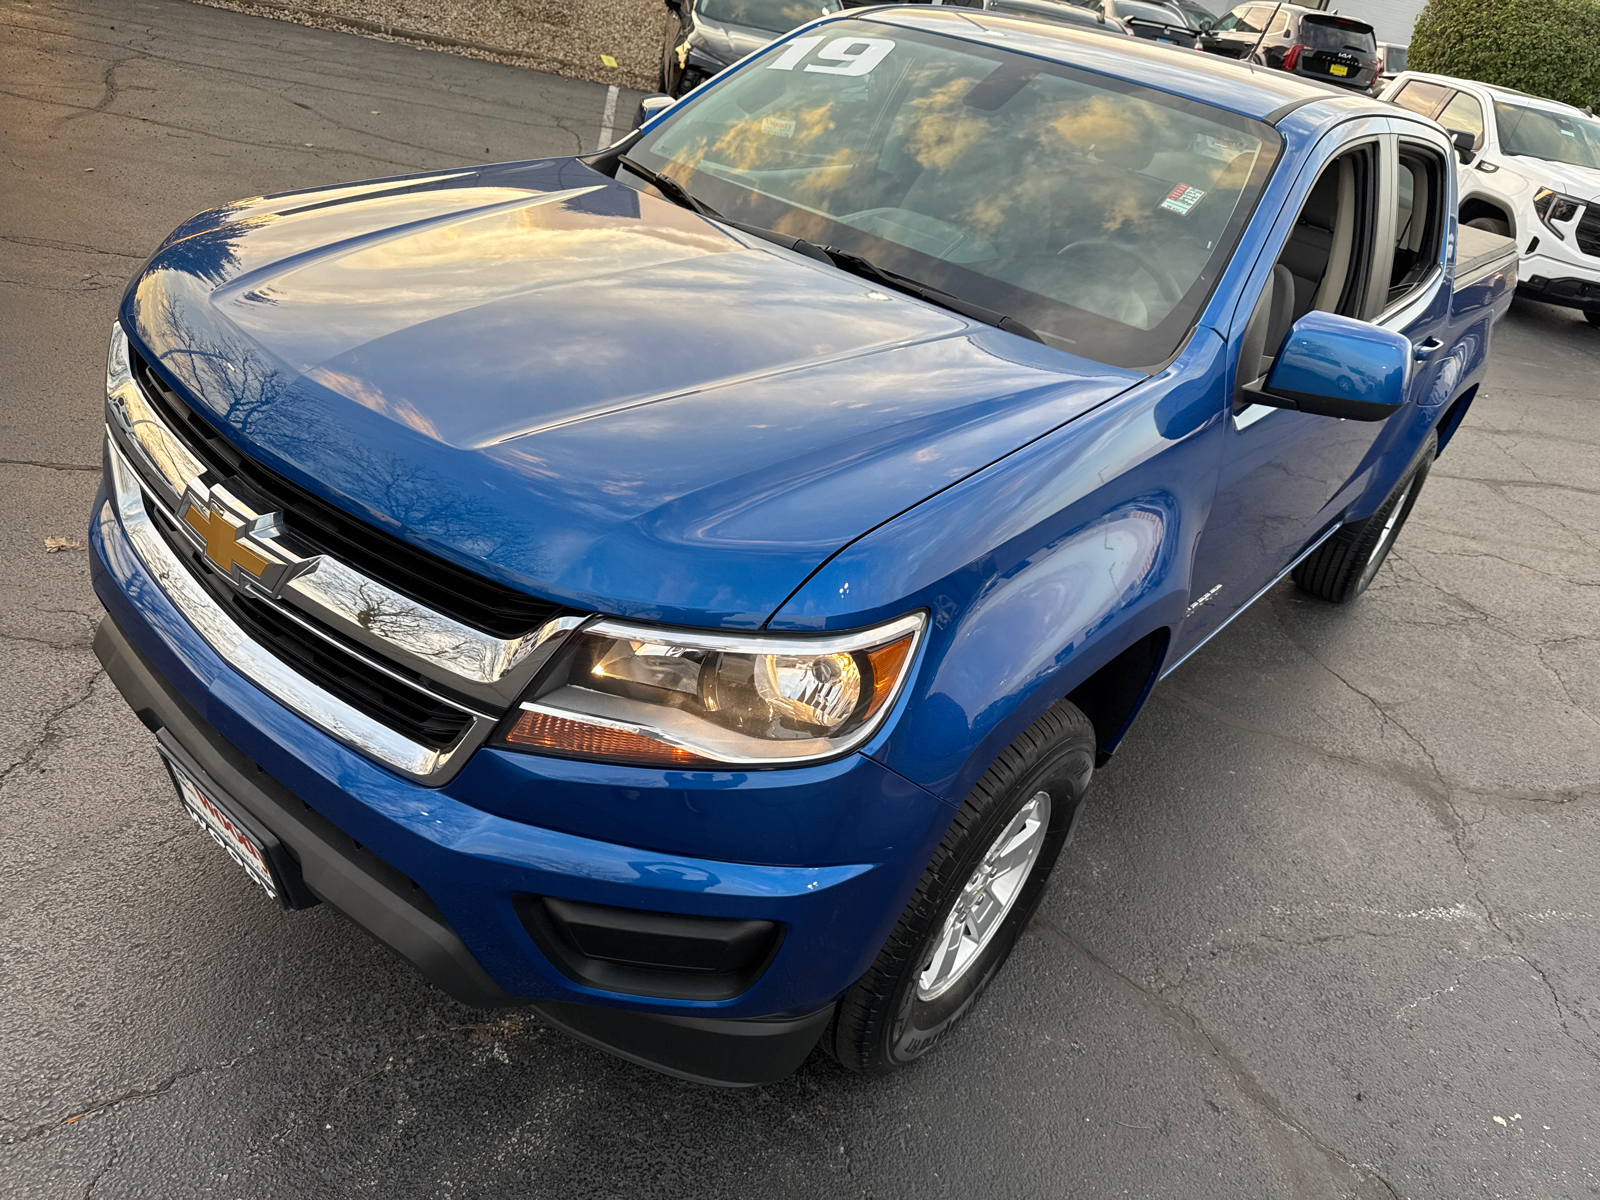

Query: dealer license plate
164;753;283;903
1329;63;1349;76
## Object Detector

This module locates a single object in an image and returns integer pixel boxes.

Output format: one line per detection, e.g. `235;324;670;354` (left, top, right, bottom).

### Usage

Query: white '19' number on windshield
766;35;895;76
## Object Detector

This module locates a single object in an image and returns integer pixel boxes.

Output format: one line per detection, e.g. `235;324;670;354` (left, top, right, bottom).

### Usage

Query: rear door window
1389;79;1450;120
1386;141;1447;308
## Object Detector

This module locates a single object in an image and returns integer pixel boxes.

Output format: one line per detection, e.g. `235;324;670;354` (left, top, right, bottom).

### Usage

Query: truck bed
1455;222;1519;290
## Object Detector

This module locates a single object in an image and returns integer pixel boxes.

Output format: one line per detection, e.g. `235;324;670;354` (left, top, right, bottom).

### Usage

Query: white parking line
596;84;619;152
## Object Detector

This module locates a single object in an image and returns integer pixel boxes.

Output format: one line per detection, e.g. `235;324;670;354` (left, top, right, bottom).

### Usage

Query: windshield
1301;17;1376;53
698;0;839;35
1169;0;1218;30
1111;0;1187;25
626;19;1279;367
1493;101;1600;170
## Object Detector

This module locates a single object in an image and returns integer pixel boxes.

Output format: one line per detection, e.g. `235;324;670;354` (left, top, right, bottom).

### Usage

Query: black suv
1198;2;1378;92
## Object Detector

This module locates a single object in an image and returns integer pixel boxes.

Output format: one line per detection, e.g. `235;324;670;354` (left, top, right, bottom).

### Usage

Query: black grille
132;351;561;639
1576;208;1600;259
146;503;477;752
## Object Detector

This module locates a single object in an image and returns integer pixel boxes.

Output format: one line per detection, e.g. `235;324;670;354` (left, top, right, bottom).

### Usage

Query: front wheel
822;700;1096;1074
1293;430;1436;603
1584;311;1600;329
1465;216;1511;237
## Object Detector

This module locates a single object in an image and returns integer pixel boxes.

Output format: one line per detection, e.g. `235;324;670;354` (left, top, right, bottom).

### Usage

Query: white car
1382;70;1600;329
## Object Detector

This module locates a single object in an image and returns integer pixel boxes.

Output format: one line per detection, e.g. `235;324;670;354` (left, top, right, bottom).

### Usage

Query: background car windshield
698;0;840;35
1166;0;1218;30
628;19;1278;367
1300;17;1376;53
1493;102;1600;170
1111;1;1187;25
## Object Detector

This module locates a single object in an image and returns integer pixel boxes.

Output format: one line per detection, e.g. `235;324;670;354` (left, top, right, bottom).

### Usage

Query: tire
822;699;1096;1075
672;67;709;99
1584;311;1600;329
1292;430;1436;603
1465;216;1511;237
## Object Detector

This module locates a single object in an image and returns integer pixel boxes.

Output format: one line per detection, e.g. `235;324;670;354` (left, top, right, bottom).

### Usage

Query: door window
1436;91;1485;149
1386;141;1447;308
1236;143;1377;393
1389;79;1450;119
1232;6;1265;32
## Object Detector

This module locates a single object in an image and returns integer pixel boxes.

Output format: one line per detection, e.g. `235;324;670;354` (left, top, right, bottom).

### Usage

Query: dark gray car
660;0;842;97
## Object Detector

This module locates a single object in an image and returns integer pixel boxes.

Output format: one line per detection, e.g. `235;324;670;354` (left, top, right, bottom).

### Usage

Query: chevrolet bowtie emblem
177;492;307;598
183;501;272;580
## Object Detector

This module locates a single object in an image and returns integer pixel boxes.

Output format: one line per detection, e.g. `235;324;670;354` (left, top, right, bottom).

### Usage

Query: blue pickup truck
90;7;1514;1084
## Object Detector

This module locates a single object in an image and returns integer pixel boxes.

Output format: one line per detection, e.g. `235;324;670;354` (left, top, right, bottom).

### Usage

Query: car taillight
1283;43;1305;70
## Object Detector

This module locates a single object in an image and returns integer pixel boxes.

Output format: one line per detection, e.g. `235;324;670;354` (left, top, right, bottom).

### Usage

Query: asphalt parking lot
3;2;1599;1197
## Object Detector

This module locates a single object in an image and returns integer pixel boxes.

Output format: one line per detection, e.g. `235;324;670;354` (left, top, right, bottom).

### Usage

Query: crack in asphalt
0;667;105;790
1;1063;215;1146
1031;915;1405;1200
66;50;144;118
82;1133;116;1200
0;84;444;172
0;457;101;473
0;234;145;260
1433;469;1600;499
0;275;124;294
0;10;610;136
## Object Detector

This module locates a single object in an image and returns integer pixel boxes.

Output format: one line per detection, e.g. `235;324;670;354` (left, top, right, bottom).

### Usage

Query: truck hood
125;159;1139;627
1511;156;1600;202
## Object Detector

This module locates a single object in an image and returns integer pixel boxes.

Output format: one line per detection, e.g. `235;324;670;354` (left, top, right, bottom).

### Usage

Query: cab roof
851;5;1388;125
1395;70;1592;116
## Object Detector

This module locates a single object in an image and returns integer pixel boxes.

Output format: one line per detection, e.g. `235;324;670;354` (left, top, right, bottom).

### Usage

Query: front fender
768;329;1231;801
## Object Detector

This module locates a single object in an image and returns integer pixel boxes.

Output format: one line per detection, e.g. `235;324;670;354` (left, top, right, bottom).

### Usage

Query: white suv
1382;71;1600;328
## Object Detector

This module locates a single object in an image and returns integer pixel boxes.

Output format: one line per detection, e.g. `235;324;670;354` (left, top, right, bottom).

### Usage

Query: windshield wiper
617;155;1042;342
618;154;718;217
818;247;1044;343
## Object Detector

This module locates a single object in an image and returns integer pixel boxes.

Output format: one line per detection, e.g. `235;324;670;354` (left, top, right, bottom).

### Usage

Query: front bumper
1516;272;1600;313
89;473;953;1084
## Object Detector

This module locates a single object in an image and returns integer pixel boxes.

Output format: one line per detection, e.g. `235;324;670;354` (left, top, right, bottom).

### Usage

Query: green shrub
1409;0;1600;111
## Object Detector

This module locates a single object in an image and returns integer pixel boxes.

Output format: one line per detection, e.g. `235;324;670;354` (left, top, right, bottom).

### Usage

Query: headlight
495;613;925;768
108;320;133;394
1532;187;1585;237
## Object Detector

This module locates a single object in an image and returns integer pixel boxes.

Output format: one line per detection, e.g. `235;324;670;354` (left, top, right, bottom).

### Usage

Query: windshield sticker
762;115;796;138
767;35;895;76
1161;183;1206;215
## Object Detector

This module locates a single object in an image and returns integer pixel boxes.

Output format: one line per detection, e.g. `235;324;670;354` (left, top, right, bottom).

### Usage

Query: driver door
1174;118;1403;658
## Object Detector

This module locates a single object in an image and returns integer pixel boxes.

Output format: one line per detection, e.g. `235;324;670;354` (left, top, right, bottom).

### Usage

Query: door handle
1412;337;1444;361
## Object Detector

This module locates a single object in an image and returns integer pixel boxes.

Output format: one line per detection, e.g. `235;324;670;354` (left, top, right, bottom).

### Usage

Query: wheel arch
1459;195;1515;239
1067;627;1170;767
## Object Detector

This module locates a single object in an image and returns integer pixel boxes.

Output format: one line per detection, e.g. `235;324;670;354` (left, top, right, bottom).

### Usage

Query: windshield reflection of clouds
634;23;1269;365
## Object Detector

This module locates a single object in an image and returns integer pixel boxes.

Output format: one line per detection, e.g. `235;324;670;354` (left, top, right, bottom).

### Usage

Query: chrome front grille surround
103;323;581;783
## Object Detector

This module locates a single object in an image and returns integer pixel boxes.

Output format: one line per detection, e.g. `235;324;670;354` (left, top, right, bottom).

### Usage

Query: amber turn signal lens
866;636;914;716
503;709;714;768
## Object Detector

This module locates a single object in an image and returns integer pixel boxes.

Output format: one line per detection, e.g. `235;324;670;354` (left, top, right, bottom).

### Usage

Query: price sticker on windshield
767;35;896;76
1160;183;1207;216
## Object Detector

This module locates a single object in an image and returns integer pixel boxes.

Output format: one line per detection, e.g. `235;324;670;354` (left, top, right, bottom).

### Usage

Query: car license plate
1158;36;1175;43
1329;63;1349;76
163;751;283;903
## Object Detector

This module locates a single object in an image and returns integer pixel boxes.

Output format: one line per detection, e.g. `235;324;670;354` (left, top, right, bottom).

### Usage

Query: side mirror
1244;311;1410;421
1447;127;1477;165
633;93;675;132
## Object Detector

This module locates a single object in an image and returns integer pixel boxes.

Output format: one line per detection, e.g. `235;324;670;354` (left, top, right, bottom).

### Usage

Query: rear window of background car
1300;17;1375;53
